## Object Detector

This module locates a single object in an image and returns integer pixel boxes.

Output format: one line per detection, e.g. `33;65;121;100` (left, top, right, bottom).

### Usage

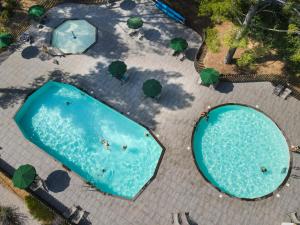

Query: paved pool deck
0;1;300;225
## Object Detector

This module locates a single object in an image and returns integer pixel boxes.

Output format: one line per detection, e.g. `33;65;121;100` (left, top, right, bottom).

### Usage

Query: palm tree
0;205;25;225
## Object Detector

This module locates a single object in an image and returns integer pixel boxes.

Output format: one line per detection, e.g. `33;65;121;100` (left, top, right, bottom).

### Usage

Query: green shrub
0;10;10;24
25;196;54;224
237;50;256;69
224;28;248;49
205;28;221;53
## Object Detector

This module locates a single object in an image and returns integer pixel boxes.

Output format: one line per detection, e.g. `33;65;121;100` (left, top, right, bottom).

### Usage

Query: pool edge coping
190;102;293;201
13;81;166;202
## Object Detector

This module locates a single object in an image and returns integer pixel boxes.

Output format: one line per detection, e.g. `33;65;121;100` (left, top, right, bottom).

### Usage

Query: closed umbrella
108;61;127;79
28;5;46;19
12;164;36;189
0;33;13;49
143;79;162;98
200;68;220;86
127;17;143;29
169;37;188;53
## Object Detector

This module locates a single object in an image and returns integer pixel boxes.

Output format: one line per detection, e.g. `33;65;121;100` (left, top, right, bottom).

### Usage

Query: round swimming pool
192;104;290;199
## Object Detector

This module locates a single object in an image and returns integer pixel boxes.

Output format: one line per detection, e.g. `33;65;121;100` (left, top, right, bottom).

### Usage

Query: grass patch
25;195;54;224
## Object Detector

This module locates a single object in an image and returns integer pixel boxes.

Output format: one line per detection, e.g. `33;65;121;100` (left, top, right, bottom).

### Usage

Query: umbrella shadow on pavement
45;170;71;193
120;0;136;10
21;46;40;59
215;82;234;94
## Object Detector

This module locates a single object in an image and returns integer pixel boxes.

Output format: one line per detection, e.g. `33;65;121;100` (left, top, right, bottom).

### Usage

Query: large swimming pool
192;104;290;199
15;82;163;200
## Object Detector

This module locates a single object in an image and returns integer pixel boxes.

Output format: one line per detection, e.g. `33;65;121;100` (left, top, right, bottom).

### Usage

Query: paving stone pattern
0;1;300;225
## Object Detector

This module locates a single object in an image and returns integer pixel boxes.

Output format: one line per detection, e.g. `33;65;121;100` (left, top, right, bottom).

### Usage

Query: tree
0;206;25;225
199;0;300;69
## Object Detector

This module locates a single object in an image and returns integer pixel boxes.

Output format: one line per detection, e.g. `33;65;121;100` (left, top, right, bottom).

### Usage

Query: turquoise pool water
193;104;290;199
51;20;96;54
15;82;163;199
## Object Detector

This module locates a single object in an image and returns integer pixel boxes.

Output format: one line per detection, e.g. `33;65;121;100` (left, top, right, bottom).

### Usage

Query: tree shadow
45;170;71;193
0;70;67;109
1;64;194;130
215;82;234;94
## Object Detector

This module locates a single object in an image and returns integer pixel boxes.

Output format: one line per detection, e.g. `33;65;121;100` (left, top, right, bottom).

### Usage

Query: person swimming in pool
201;111;209;121
281;167;287;174
261;166;267;173
101;139;110;150
66;101;71;105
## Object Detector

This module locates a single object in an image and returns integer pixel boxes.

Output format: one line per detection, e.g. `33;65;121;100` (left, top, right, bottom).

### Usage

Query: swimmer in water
122;145;127;150
281;167;287;174
101;139;110;150
66;101;70;105
201;111;209;121
261;167;267;173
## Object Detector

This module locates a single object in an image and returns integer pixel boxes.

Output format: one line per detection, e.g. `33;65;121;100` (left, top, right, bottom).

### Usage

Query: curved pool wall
192;103;291;200
14;81;164;200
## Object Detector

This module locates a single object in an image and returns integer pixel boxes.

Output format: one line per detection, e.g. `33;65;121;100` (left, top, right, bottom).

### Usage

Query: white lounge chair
29;177;44;191
288;212;300;224
197;77;202;85
281;88;292;99
273;84;285;96
63;205;78;219
172;213;182;225
282;223;296;225
179;52;186;61
138;30;144;40
180;212;190;225
71;209;86;224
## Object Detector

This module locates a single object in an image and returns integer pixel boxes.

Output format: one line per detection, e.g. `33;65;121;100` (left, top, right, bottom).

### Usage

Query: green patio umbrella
169;37;188;53
200;68;220;86
143;79;162;98
0;33;13;49
127;16;143;29
12;164;36;189
108;61;127;79
28;5;46;19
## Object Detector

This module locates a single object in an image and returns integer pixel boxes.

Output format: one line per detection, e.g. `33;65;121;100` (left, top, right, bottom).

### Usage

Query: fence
193;40;300;101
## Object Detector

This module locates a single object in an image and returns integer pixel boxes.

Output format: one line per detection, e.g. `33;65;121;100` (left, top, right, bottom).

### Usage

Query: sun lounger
120;73;129;84
138;31;144;40
180;212;190;225
71;209;86;224
288;212;300;224
129;30;138;37
63;205;78;219
281;88;292;99
19;32;31;43
172;213;182;225
179;52;186;61
273;84;285;96
282;223;296;225
29;178;43;191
